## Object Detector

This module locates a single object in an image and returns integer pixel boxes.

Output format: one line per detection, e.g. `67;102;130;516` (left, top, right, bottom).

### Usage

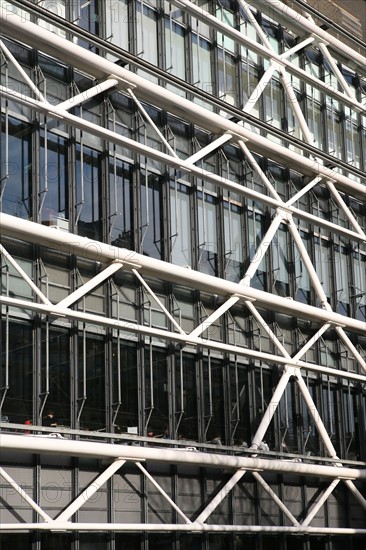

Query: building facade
0;0;365;548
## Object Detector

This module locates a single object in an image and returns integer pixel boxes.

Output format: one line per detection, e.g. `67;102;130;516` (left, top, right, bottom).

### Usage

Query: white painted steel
194;469;247;524
1;86;365;245
1;215;365;336
249;0;366;69
0;18;365;200
56;459;126;522
250;369;294;449
57;78;119;111
0;243;51;305
2;293;365;385
300;479;340;526
132;269;186;335
252;472;300;526
1;522;366;534
0;38;47;103
54;261;124;310
0;466;53;523
171;0;366;111
135;462;192;524
1;434;363;479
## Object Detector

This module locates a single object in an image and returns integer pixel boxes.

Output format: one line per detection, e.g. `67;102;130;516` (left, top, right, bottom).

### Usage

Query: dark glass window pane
140;174;164;260
110;158;133;249
40;132;68;226
78;334;105;431
1;116;32;219
1;320;33;423
76;146;102;240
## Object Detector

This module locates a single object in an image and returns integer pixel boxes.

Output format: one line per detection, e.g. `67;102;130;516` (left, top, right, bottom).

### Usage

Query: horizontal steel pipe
0;13;365;200
1;434;365;479
0;523;366;534
1;214;365;336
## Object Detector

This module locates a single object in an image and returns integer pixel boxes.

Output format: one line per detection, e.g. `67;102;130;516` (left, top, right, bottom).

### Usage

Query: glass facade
0;0;365;548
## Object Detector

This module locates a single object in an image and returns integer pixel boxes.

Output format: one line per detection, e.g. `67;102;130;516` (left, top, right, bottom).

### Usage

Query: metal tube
1;217;366;336
57;78;119;111
0;17;365;199
343;479;366;511
0;38;47;103
2;294;365;385
249;0;366;69
301;479;340;526
0;522;365;533
0;466;53;523
251;369;293;449
1;86;365;242
326;180;365;237
2;434;363;479
294;372;339;459
0;243;51;305
195;469;247;524
56;459;126;522
132;269;186;335
55;261;124;310
135;462;192;524
252;471;300;526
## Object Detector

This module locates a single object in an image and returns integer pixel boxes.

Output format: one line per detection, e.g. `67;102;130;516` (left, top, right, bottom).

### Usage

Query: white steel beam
186;133;233;165
300;479;340;526
170;0;366;111
326;180;366;238
0;243;51;305
135;462;192;524
252;471;300;526
1;215;365;336
0;38;47;103
189;209;285;338
54;261;124;310
0;466;53;523
194;469;247;524
56;458;126;522
250;0;366;70
1;522;366;534
3;434;364;479
2;294;365;384
0;17;365;200
57;78;119;111
1;86;365;244
132;269;186;335
127;87;179;159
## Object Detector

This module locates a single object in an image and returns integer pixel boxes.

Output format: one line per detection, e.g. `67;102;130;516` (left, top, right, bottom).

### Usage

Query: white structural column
0;467;53;523
343;479;366;512
194;469;247;524
135;462;192;524
251;322;332;450
300;480;340;526
56;459;127;522
251;472;300;526
238;0;315;145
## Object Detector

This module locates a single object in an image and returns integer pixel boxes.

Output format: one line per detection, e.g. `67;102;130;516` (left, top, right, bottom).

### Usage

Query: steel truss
0;0;365;535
